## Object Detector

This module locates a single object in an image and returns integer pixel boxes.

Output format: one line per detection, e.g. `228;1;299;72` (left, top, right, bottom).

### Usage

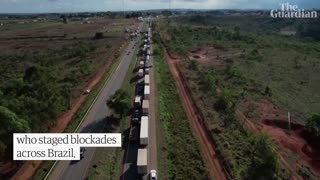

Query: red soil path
11;57;113;180
164;49;227;180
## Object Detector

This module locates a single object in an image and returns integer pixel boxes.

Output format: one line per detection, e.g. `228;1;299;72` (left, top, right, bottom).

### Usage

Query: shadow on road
133;66;140;73
130;75;140;84
80;115;120;133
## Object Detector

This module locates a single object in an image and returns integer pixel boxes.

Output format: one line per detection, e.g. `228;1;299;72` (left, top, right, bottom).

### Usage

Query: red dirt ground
164;48;227;180
11;57;113;180
238;100;320;179
192;44;320;179
188;46;240;66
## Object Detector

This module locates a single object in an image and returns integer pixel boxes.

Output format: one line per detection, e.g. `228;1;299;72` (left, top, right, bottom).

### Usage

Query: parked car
84;89;91;95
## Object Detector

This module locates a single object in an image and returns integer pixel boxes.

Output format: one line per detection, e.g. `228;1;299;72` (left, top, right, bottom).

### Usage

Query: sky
0;0;319;13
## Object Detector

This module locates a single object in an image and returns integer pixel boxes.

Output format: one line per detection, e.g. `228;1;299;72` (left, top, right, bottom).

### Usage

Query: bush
306;114;320;136
94;32;104;39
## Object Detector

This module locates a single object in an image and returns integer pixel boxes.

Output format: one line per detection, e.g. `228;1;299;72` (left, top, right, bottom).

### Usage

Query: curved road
48;22;144;180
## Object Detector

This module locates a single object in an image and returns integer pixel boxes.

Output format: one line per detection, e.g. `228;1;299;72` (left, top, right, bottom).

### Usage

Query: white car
150;170;157;180
84;89;91;94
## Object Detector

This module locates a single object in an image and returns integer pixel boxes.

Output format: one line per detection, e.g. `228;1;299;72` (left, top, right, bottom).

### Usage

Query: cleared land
155;15;320;180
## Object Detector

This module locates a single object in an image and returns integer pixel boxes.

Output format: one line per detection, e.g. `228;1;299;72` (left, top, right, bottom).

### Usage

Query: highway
122;24;157;180
47;22;144;180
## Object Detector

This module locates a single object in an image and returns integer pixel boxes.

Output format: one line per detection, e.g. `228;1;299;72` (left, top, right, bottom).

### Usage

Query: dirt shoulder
163;48;227;180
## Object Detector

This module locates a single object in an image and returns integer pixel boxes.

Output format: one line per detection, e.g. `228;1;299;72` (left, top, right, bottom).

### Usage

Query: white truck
144;85;150;100
134;96;141;107
137;148;148;174
138;69;144;77
140;61;144;68
140;116;148;146
144;75;150;86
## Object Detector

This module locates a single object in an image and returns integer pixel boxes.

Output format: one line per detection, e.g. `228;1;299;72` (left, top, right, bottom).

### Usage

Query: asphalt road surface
122;26;157;180
48;22;144;180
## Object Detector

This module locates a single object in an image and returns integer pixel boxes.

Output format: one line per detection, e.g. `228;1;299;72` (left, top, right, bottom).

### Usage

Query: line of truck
129;26;153;176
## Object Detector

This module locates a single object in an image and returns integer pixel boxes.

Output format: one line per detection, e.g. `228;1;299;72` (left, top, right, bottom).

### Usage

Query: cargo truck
144;85;150;100
144;75;150;85
140;61;144;68
142;100;149;115
140;116;148;146
137;148;148;174
134;96;141;107
138;69;144;77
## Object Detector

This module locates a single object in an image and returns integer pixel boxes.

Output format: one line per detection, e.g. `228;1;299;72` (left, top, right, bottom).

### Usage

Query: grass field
158;16;320;124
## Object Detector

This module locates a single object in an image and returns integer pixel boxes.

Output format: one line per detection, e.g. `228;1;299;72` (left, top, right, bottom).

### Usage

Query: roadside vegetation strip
88;36;142;179
32;44;130;180
153;40;209;180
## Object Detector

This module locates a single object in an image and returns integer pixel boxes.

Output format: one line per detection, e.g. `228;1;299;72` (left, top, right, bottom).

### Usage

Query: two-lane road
48;22;144;180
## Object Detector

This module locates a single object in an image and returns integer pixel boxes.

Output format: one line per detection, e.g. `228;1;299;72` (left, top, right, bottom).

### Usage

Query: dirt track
163;49;227;180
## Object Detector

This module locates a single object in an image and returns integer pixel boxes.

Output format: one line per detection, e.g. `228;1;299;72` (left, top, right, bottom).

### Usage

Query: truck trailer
144;85;150;100
137;148;148;174
144;75;150;85
142;100;149;115
140;116;148;146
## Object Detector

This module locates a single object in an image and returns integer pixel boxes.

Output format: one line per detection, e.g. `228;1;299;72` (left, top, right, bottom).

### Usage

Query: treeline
296;19;320;41
0;41;97;159
164;25;255;56
0;66;67;158
176;15;320;41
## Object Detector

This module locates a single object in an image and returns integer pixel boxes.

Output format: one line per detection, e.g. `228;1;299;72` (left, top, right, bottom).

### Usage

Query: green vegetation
306;114;320;136
158;16;320;122
153;36;209;179
0;106;31;157
107;89;132;119
0;41;97;159
154;16;302;179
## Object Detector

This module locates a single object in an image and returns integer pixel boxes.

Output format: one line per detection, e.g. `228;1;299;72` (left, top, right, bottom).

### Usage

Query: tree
106;89;132;118
264;86;272;97
306;114;320;136
94;32;104;39
0;106;31;157
246;134;279;180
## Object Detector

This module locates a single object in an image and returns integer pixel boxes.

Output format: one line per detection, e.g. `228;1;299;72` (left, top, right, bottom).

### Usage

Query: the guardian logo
271;2;318;18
